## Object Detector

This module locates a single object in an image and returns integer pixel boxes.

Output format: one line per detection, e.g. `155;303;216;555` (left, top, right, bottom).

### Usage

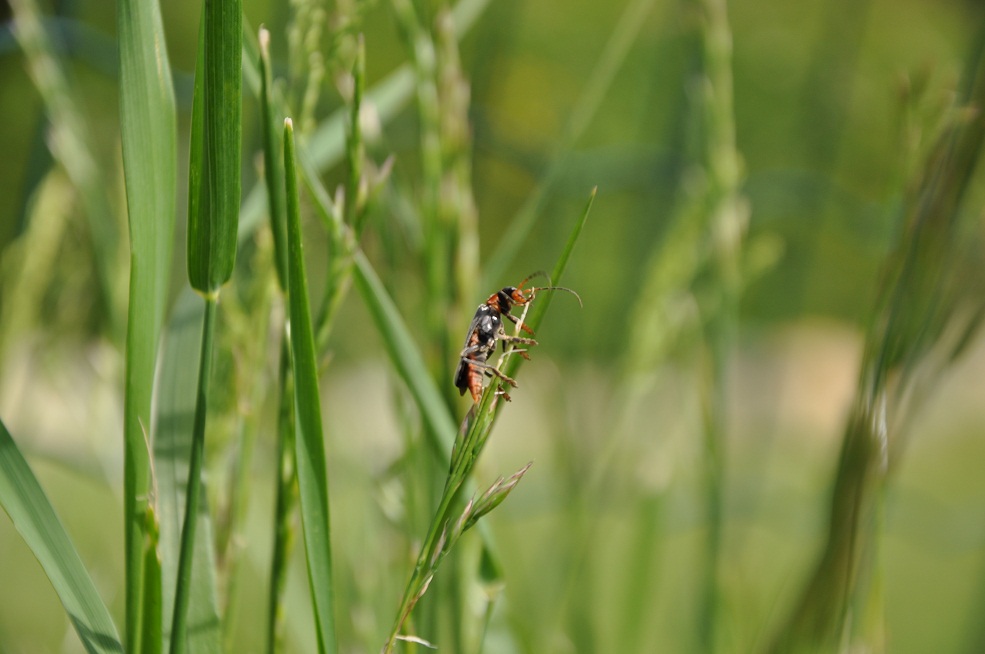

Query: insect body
454;274;580;403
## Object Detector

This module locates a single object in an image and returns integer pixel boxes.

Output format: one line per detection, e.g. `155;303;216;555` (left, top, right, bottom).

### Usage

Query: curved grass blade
0;418;123;654
116;0;177;648
767;35;985;654
284;118;338;654
502;186;595;382
352;251;458;453
155;289;222;654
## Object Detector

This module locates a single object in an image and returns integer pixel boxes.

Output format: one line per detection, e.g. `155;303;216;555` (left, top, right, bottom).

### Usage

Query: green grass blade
187;13;206;268
503;187;595;381
142;508;164;654
187;0;243;294
267;336;299;653
352;251;458;453
284;118;338;654
155;290;222;654
258;27;289;290
116;0;177;648
0;418;123;654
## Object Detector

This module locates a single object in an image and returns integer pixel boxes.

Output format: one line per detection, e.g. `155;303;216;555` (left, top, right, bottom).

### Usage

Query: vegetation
1;0;984;652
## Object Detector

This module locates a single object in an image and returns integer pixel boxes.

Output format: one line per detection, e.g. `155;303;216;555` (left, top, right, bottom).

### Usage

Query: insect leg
467;359;520;388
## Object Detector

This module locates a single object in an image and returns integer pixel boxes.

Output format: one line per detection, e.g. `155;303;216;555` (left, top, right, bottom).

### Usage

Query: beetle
454;273;581;403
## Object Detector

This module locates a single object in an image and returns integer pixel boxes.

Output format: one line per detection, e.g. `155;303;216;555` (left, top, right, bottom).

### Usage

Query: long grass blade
257;25;298;653
352;252;458;453
0;418;123;654
116;0;177;648
284;118;338;654
503;187;595;382
266;336;298;653
258;27;289;290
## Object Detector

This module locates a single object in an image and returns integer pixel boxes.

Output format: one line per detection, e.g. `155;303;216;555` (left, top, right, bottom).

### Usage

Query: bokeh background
2;0;985;652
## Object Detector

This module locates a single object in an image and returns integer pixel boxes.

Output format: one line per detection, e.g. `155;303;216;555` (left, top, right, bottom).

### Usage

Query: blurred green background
1;0;985;652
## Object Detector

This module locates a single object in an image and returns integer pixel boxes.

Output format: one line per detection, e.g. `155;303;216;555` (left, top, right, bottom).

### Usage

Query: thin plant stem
170;295;219;654
267;334;298;654
694;0;744;648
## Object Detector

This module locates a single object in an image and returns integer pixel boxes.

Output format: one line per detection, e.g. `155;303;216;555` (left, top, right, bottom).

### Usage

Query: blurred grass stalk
10;0;125;333
389;0;479;401
766;32;985;654
598;0;748;650
116;0;178;648
693;0;747;651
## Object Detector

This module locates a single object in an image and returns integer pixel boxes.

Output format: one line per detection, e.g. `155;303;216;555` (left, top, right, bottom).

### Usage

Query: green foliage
283;118;338;654
155;290;222;654
259;28;290;292
2;0;985;653
116;0;178;648
0;419;122;653
186;0;243;295
767;39;985;653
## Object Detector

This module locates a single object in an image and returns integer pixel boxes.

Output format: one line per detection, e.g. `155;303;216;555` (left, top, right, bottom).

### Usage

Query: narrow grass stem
170;295;219;654
267;334;298;654
383;387;501;653
382;285;549;653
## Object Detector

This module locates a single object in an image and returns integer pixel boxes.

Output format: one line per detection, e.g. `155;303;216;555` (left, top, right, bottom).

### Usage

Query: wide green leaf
187;0;243;294
0;418;122;653
116;0;178;649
